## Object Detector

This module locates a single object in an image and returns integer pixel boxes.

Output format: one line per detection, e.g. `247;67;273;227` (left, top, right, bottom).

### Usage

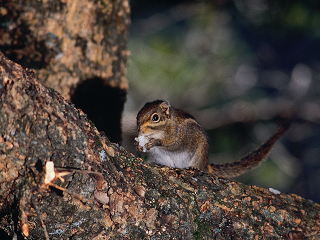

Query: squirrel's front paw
144;141;154;151
135;135;150;152
134;141;144;152
145;138;161;150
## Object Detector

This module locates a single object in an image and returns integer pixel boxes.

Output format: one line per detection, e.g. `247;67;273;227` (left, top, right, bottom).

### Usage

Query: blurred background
122;0;320;203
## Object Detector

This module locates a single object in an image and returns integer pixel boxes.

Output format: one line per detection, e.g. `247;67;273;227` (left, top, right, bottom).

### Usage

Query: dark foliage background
123;0;320;203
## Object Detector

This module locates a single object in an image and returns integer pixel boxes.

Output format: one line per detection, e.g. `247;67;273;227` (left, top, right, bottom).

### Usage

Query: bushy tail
207;121;291;178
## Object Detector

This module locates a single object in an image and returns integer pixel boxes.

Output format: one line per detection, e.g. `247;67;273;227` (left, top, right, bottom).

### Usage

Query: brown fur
136;100;290;177
207;122;290;177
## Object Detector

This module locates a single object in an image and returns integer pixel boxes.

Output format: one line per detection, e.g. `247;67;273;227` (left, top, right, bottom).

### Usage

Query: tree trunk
1;0;320;239
0;52;319;240
0;0;129;144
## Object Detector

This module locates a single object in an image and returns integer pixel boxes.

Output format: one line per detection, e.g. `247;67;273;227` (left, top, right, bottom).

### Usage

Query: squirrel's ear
160;101;171;116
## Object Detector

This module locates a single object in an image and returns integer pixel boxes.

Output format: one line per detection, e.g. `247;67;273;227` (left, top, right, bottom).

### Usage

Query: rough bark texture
0;0;129;144
0;0;129;96
1;53;320;239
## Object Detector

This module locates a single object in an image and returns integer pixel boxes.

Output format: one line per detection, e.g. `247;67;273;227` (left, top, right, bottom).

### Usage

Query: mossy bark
0;52;319;240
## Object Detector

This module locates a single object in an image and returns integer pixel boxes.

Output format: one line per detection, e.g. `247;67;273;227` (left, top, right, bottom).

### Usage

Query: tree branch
0;52;319;239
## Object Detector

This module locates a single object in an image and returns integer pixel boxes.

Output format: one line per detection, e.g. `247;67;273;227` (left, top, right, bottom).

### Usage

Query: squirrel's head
136;100;171;136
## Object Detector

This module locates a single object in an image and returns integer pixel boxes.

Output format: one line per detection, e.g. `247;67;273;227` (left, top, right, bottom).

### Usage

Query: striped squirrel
135;100;290;178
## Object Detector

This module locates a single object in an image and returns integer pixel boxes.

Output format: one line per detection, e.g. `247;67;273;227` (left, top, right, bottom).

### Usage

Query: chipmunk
135;100;290;178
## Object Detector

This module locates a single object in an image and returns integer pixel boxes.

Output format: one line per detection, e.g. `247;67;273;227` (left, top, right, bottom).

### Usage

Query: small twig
47;182;87;203
54;167;104;176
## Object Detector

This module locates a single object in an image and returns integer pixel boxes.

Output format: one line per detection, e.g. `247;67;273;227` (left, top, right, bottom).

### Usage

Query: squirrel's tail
207;121;291;178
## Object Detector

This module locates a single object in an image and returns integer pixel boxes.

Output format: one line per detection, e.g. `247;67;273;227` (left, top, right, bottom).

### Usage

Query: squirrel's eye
151;113;160;122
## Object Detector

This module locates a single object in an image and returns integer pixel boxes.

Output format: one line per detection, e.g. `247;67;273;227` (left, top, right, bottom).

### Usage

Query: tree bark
0;0;129;144
0;52;319;240
0;0;129;96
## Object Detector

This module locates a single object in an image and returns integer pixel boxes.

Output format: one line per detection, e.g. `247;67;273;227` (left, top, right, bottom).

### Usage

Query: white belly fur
147;147;192;168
